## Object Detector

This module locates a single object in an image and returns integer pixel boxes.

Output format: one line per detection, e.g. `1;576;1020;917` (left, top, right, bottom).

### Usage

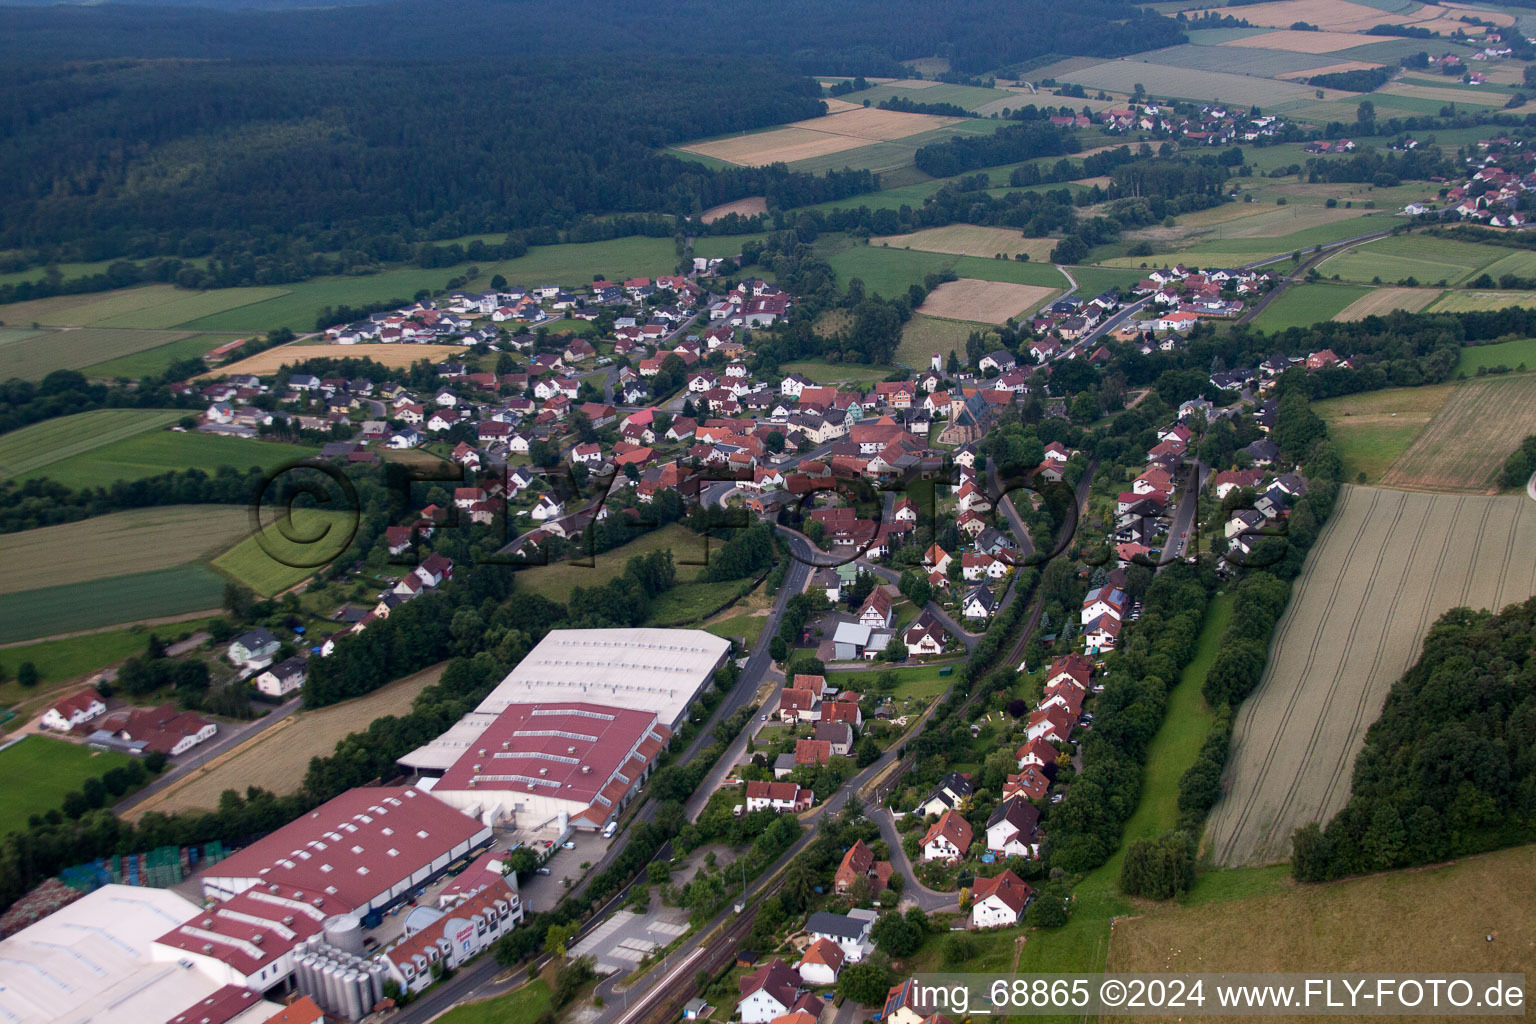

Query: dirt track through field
1206;485;1536;867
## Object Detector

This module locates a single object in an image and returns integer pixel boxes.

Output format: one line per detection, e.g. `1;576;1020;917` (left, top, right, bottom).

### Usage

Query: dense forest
0;59;832;270
0;0;1185;73
1293;596;1536;880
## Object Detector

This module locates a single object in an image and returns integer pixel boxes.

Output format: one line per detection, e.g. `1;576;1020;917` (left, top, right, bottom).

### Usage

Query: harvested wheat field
1380;374;1536;491
1222;28;1376;54
820;98;863;114
1276;60;1384;80
1332;286;1441;321
917;278;1055;324
124;663;446;819
1107;843;1536;1024
680;107;961;166
1206;485;1536;867
1197;0;1508;33
199;342;468;379
871;225;1055;261
700;196;768;223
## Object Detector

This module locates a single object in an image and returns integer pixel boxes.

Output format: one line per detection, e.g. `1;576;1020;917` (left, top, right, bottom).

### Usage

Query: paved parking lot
516;829;610;912
570;907;689;975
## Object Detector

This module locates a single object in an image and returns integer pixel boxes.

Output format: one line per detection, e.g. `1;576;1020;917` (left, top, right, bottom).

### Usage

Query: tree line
1292;595;1536;880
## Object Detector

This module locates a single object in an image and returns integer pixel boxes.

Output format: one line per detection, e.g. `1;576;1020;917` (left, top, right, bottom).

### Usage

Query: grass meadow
0;506;252;593
85;332;240;380
1455;337;1536;374
1321;233;1518;287
1250;283;1373;332
210;506;359;597
0;736;140;835
1;414;319;487
0;410;185;480
1313;383;1456;484
0;618;219;689
1106;843;1536;998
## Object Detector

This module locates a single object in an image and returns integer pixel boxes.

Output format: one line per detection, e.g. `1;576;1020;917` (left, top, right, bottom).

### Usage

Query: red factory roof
205;787;485;911
436;702;665;806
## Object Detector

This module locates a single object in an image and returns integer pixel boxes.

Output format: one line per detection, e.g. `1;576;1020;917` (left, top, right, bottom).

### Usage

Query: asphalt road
112;695;304;815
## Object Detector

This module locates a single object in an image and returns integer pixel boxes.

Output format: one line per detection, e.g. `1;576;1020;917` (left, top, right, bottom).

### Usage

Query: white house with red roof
970;869;1033;929
380;876;523;996
41;687;106;732
920;810;973;862
744;780;813;813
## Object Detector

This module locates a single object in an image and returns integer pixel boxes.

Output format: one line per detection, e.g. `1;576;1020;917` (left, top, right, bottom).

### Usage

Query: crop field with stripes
1205;485;1536;866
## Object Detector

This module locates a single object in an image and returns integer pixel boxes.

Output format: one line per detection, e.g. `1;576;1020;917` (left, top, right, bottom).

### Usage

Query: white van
602;821;617;839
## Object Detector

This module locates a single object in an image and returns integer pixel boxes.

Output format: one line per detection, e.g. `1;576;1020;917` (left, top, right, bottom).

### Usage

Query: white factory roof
0;884;278;1024
476;628;731;728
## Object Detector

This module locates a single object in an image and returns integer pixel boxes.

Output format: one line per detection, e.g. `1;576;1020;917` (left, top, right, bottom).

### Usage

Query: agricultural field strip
1206;486;1536;866
916;278;1056;324
0;327;197;381
1331;286;1442;320
0;506;253;594
1057;59;1331;107
1380;375;1536;491
0;410;183;479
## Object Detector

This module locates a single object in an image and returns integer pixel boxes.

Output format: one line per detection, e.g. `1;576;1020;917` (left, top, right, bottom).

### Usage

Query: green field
779;359;899;384
0;506;253;593
1250;283;1373;332
0;565;226;644
1057;60;1317;107
85;332;239;380
0;620;218;688
643;578;754;626
1314;383;1457;483
516;523;710;605
211;507;359;597
0;410;184;480
1321;233;1516;287
8;419;318;488
184;236;681;333
703;610;770;646
434;979;552;1024
692;234;771;259
821;239;1066;297
1456;336;1536;375
894;313;986;368
0;284;290;331
836;81;1016;112
0;736;140;835
0;327;208;382
1429;289;1536;314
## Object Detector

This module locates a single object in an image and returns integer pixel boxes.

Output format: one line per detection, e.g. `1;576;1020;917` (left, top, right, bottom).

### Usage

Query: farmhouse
41;688;106;732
